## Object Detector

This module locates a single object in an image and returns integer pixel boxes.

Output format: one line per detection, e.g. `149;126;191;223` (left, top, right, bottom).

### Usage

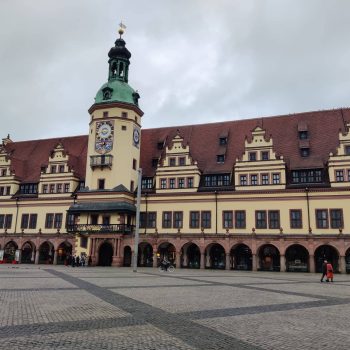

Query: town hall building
1;27;350;273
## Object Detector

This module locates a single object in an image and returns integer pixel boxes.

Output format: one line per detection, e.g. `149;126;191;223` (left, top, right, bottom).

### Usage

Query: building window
162;212;172;228
98;179;105;190
132;159;137;170
45;213;54;228
290;210;302;229
268;211;280;229
64;183;70;193
219;137;227;145
256;211;267;229
178;178;185;188
160;178;167;189
299;131;308;140
51;165;57;173
21;214;29;229
201;211;211;228
49;184;55;194
240;175;247;186
235;211;246;229
1;169;6;176
80;237;88;248
336;170;344;182
103;111;109;118
272;173;280;184
147;212;157;228
190;211;200;228
0;187;4;196
250;174;258;186
345;145;350;155
203;174;230;187
20;183;38;194
121;111;128;118
316;209;328;229
169;158;176;166
130;181;134;192
59;165;65;173
102;216;110;225
141;178;153;189
29;214;37;229
56;184;62;193
42;184;48;194
261;151;269;161
330;209;343;229
217;155;225;163
291;170;322;184
54;214;63;229
249;152;256;161
4;214;12;229
187;177;194;188
5;186;10;195
169;178;175;189
300;148;310;157
0;215;4;228
173;212;183;228
91;214;98;225
223;211;233;229
261;174;269;185
67;214;76;226
179;157;185;166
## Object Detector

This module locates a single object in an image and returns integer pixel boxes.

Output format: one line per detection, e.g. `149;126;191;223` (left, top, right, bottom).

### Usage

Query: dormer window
51;165;56;173
219;137;227;145
179;157;185;166
300;148;310;157
152;158;158;167
299;131;308;140
345;145;350;155
157;141;164;150
102;87;113;100
217;154;225;163
249;152;256;161
261;151;269;161
169;158;176;166
59;165;65;173
1;168;6;176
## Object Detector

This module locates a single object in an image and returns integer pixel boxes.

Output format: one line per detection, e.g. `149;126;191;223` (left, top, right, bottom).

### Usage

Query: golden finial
118;21;126;38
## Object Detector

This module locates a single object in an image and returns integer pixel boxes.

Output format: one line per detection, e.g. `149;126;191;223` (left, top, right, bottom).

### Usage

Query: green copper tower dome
94;27;140;107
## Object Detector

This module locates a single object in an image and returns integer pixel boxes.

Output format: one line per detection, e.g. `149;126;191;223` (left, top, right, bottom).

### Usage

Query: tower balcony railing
67;223;134;235
90;155;113;168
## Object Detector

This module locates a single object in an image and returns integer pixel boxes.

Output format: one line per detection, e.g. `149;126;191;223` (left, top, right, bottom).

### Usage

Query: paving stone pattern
0;266;350;349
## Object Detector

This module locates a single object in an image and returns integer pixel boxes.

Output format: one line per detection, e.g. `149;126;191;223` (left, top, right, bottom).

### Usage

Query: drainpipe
305;187;311;233
14;197;19;234
215;191;218;234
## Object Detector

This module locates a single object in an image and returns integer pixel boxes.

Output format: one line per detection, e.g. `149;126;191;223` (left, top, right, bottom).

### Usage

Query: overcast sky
1;0;350;141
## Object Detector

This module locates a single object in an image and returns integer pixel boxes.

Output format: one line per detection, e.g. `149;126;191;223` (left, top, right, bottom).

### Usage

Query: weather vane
118;21;127;38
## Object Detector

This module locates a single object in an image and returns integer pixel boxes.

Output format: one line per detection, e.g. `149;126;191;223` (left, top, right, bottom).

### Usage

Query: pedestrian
76;255;80;267
320;260;327;282
326;262;334;282
71;255;76;267
88;256;92;266
81;255;85;267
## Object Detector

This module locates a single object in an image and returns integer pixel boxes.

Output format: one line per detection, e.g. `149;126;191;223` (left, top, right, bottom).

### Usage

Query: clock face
95;121;114;154
133;128;140;146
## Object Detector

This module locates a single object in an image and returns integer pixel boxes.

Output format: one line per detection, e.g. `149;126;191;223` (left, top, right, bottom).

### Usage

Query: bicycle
158;264;175;272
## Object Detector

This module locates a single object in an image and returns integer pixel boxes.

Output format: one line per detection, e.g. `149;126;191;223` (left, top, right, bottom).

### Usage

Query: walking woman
326;262;334;282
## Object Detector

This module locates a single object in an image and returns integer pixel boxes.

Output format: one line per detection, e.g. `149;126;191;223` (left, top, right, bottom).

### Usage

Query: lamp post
305;187;311;233
133;168;142;272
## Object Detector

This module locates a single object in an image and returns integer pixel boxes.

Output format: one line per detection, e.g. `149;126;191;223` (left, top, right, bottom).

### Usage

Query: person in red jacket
326;262;334;282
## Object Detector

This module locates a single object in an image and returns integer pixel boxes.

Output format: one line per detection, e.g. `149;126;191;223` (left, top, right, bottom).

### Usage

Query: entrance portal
98;242;113;266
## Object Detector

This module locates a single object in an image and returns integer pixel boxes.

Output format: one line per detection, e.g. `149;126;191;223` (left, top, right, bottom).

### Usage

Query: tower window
122;112;128;118
122;125;127;130
133;159;137;170
217;155;225;163
219;137;227;145
300;148;310;157
299;131;308;140
130;181;134;192
103;111;109;118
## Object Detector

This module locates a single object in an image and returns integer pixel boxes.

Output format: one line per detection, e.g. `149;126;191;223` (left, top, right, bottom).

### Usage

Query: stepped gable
4;135;88;182
140;108;350;177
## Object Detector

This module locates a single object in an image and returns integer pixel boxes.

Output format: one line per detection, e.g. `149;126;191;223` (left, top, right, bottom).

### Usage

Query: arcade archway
231;244;252;271
98;242;113;266
39;241;54;264
4;241;18;263
157;242;176;266
314;245;339;273
57;241;72;265
206;243;225;269
21;241;35;264
181;243;200;268
258;244;280;271
123;246;132;267
138;242;153;267
285;244;309;272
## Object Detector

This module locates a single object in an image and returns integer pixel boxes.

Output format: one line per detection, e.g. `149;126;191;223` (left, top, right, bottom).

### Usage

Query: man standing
320;260;327;282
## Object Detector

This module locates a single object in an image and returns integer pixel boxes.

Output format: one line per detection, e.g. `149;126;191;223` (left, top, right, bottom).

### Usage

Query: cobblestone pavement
1;266;350;349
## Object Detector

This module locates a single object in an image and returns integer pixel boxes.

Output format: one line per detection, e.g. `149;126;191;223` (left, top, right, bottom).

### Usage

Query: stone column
339;255;346;274
53;250;58;265
34;250;39;265
309;254;315;273
225;253;231;270
206;254;211;268
252;254;257;271
200;252;205;269
280;255;286;272
175;251;181;268
153;252;158;268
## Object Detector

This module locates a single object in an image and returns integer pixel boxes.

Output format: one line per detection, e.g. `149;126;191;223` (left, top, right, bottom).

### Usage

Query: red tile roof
4;108;350;182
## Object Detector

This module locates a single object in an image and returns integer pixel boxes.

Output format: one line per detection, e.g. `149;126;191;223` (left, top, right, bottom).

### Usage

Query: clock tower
85;25;143;191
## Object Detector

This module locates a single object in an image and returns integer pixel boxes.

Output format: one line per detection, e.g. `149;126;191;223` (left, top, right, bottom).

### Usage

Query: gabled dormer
39;143;80;196
154;131;201;193
0;143;18;197
328;122;350;187
234;126;286;190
